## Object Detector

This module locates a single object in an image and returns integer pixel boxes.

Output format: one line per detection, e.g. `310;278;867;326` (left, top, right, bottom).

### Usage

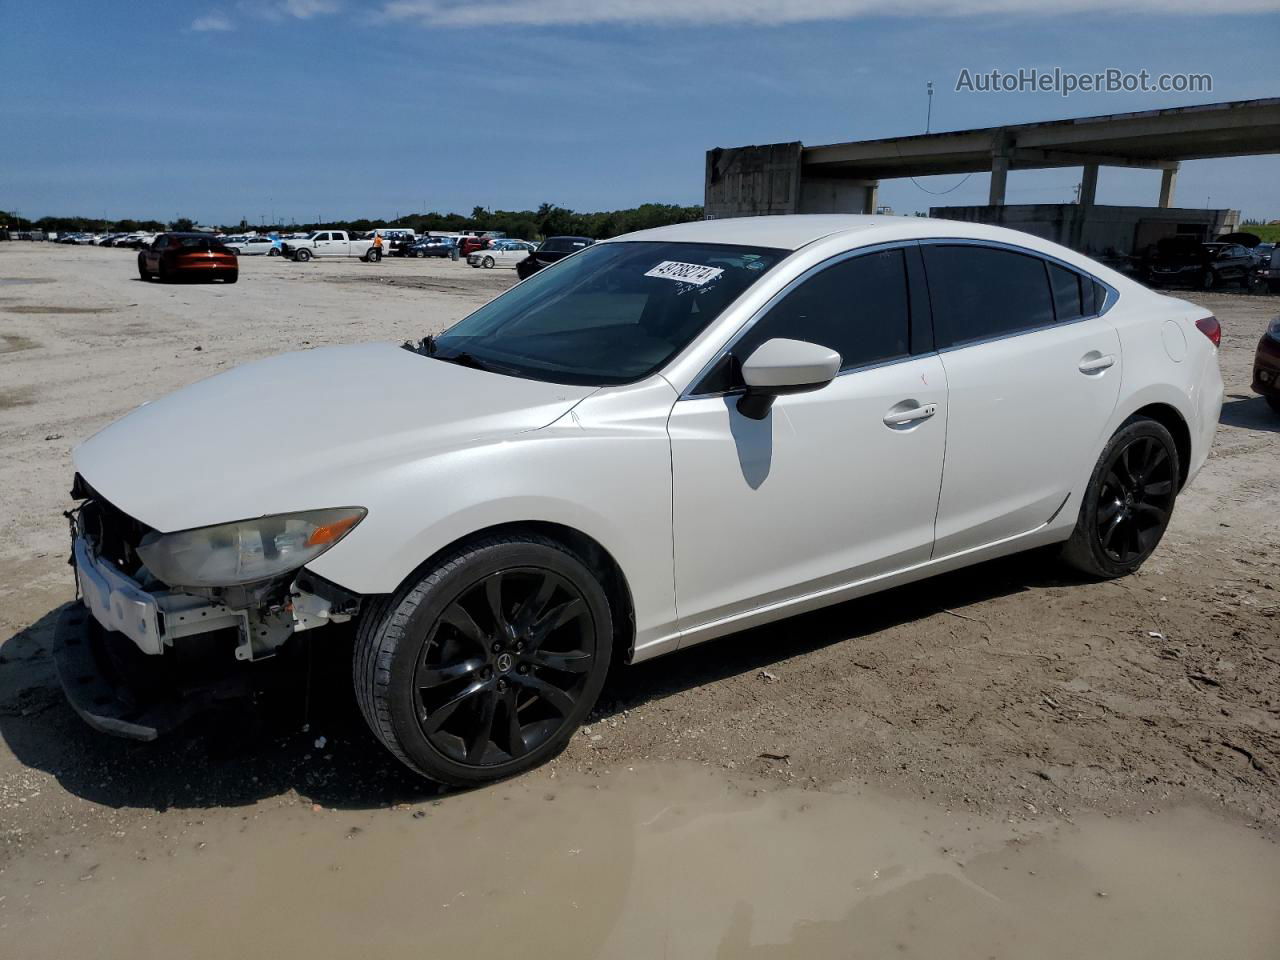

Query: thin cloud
191;12;234;31
379;0;1280;27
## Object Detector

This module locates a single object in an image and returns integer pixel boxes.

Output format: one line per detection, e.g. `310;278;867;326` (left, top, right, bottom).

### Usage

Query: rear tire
268;248;280;257
157;260;170;283
353;534;613;785
1201;269;1216;290
224;271;238;284
1061;417;1180;579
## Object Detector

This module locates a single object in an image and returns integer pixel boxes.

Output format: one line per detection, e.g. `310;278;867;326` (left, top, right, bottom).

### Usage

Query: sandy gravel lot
1;242;1278;956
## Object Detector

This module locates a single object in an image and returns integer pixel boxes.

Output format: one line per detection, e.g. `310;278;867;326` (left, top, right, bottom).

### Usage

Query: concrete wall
929;203;1240;260
704;143;802;219
705;143;881;219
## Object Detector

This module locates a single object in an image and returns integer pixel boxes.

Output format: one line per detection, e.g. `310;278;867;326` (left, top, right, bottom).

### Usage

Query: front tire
353;534;613;785
1201;268;1216;290
295;248;312;262
137;256;151;281
482;256;495;269
1266;395;1280;416
1061;417;1180;579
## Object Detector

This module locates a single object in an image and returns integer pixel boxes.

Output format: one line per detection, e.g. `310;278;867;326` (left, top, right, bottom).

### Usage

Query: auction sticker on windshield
644;261;724;286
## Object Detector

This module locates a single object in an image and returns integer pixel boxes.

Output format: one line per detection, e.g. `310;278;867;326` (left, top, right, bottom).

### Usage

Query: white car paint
71;215;1223;671
225;236;276;256
468;240;535;268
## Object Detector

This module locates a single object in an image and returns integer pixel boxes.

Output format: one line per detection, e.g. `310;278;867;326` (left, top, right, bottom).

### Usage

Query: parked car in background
280;230;377;262
468;239;535;269
60;215;1224;784
1144;238;1254;290
516;235;594;280
1253;316;1280;414
137;233;237;283
370;229;416;256
458;235;492;258
404;235;457;258
225;236;278;256
1251;243;1277;292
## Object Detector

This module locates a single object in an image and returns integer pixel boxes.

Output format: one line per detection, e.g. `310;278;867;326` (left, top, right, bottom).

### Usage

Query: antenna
926;81;934;134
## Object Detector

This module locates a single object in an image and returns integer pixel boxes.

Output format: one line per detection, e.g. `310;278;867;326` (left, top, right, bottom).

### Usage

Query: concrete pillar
865;181;880;214
1079;164;1098;208
988;155;1009;206
988;130;1012;206
1158;163;1179;208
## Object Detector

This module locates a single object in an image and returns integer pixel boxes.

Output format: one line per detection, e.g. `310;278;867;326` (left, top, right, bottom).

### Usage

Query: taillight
1195;315;1221;348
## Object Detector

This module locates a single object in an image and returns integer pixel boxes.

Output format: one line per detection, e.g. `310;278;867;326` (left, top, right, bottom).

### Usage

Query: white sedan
60;215;1222;784
468;239;535;268
224;236;278;256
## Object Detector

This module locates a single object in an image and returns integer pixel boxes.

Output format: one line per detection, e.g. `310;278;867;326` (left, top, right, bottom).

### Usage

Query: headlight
1268;317;1280;338
136;507;366;588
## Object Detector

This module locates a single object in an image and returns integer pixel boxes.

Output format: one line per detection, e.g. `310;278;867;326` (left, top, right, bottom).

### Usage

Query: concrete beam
1010;147;1165;170
1158;163;1179;208
1079;164;1099;207
866;182;879;214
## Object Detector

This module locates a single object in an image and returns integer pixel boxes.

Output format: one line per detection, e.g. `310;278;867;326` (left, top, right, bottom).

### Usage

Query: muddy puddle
1;763;1276;958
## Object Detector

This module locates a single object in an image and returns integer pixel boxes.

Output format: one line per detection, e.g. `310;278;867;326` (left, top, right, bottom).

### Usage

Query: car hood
73;343;595;532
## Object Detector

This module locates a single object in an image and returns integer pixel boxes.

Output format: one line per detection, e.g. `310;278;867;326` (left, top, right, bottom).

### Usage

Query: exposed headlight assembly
1268;316;1280;339
136;508;366;588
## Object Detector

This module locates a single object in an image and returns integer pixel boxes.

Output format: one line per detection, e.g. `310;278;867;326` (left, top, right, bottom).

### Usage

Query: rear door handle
1079;353;1116;374
883;402;937;426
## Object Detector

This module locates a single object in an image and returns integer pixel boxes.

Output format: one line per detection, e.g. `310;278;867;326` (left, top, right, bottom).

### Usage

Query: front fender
306;378;680;651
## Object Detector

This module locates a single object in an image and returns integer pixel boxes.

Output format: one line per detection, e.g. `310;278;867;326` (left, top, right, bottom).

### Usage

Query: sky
3;0;1278;225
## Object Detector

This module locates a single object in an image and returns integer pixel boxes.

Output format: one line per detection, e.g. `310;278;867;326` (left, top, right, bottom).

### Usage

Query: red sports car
138;233;238;283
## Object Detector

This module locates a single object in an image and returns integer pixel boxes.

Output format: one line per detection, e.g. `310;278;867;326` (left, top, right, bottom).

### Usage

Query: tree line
2;203;705;240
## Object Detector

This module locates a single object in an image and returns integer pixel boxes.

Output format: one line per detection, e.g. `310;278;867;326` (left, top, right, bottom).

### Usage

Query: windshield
430;241;786;386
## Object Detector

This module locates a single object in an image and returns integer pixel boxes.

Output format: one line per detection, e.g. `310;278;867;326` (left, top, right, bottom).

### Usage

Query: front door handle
883;402;937;426
1079;353;1116;374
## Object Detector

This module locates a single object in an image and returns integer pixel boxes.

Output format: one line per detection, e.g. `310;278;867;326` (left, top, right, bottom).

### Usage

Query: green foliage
7;203;706;241
1239;222;1280;242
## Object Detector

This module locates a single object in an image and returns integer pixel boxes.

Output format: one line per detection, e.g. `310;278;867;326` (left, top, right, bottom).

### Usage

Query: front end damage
56;478;364;740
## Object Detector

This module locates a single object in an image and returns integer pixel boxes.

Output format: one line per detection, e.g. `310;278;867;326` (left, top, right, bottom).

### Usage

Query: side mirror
737;338;841;420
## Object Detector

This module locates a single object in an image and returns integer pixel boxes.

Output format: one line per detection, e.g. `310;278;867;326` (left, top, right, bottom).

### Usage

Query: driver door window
696;247;914;395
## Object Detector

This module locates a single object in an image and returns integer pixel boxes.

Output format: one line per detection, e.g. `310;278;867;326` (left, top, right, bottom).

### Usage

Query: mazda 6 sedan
62;215;1223;785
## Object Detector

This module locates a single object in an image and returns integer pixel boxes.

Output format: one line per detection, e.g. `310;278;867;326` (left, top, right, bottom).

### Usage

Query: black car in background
403;235;457;258
1144;238;1255;290
515;235;594;280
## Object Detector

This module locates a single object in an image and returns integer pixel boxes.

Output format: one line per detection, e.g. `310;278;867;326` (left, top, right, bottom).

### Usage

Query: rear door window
922;245;1056;347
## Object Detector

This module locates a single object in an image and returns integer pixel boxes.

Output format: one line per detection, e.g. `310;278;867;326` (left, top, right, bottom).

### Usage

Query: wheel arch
383;520;637;665
1127;402;1192;490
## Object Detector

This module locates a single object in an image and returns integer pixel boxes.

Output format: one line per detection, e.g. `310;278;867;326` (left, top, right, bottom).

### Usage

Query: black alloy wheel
354;534;613;785
1093;434;1176;564
1062;417;1180;578
413;568;595;766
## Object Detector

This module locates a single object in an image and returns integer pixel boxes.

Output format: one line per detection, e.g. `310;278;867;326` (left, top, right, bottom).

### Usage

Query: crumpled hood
74;343;595;532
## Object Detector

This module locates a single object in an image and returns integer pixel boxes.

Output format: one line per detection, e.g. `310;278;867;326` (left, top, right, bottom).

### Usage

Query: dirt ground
1;242;1278;956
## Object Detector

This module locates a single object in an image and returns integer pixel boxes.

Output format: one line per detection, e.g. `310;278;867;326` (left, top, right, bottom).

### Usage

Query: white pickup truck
280;230;377;262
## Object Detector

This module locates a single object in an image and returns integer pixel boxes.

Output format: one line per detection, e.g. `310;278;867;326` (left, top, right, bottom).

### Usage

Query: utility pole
926;81;934;134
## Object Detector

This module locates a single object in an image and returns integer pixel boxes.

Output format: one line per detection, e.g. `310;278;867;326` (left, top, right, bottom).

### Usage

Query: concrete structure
704;98;1278;258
